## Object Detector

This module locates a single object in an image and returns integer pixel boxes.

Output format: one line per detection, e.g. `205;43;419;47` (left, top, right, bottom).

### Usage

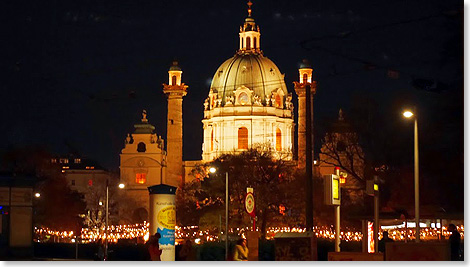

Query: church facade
201;11;295;161
119;2;317;223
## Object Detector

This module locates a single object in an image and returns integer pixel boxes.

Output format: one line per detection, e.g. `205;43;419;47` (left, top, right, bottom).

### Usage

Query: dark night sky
2;0;464;207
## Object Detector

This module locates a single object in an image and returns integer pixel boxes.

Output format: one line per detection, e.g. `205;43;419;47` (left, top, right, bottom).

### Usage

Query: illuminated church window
238;127;248;149
276;128;282;151
211;129;214;151
135;173;146;184
172;75;177;85
137;142;146;152
275;94;281;108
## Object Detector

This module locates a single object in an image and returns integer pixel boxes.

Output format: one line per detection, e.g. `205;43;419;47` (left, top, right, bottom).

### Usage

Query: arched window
238;127;248;149
135;173;146;184
171;75;177;85
211;129;214;151
254;37;257;49
246;37;251;49
137;142;146;152
276;128;282;151
303;73;308;84
275;94;282;108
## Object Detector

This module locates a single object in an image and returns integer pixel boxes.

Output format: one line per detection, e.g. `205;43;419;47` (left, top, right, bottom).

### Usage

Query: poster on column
152;194;176;261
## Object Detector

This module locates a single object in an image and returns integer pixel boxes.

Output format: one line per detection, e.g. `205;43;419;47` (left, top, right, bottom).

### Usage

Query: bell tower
294;59;316;169
163;61;188;187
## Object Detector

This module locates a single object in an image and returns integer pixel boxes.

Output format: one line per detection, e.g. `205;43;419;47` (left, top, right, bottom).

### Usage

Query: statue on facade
142;109;148;122
204;98;209;110
225;95;234;105
270;93;276;107
253;95;262;106
151;133;157;143
286;94;293;110
265;96;271;106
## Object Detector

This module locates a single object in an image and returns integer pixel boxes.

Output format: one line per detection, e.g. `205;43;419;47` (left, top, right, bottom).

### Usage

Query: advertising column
148;184;177;261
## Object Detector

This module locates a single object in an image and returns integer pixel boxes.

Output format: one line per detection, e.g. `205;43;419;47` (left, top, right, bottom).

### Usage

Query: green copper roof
134;121;155;134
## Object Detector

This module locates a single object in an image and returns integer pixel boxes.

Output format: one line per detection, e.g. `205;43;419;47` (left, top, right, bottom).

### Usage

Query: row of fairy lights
34;224;464;244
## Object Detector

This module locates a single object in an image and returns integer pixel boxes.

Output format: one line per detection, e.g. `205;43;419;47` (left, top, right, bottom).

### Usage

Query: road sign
245;192;255;217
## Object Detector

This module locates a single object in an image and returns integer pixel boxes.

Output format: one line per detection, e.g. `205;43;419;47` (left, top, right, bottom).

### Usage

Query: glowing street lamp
34;192;41;198
403;111;414;118
403;109;420;243
118;183;125;189
209;166;229;260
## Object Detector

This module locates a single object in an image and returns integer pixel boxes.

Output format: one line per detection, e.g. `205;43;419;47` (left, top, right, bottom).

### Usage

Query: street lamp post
209;167;229;261
105;179;109;261
403;110;420;242
104;181;126;261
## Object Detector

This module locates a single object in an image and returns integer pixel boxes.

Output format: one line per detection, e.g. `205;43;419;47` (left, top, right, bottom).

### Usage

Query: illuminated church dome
202;2;294;161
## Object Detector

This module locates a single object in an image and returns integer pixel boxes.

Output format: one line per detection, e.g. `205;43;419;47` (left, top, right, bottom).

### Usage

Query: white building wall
202;115;293;161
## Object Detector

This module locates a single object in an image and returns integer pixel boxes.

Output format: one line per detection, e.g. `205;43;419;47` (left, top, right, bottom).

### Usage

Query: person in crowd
179;239;196;261
233;238;249;261
146;232;162;261
378;231;394;254
448;224;462;261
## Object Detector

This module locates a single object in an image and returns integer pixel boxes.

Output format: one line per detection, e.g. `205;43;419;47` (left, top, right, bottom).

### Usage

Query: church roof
209;53;288;101
133;110;155;134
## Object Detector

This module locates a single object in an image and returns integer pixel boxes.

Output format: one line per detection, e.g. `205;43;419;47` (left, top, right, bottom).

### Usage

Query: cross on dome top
247;0;253;17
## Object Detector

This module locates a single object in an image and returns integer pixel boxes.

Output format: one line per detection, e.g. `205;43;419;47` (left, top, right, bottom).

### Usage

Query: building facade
201;5;295;162
119;111;166;222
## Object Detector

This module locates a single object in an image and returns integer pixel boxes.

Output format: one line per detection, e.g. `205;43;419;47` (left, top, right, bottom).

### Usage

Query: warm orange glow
340;177;346;184
238;127;248;149
275;94;281;108
276;128;282;151
135;173;146;184
211;129;214;151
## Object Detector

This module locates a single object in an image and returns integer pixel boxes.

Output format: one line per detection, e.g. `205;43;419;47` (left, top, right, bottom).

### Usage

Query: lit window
276;128;282;151
136;173;146;184
60;158;69;164
51;158;57;163
275;94;282;108
238;127;248;149
74;158;81;164
211;129;214;151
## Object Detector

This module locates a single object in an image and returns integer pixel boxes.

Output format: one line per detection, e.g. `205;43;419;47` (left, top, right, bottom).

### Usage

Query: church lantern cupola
239;1;261;54
168;60;183;86
299;59;313;84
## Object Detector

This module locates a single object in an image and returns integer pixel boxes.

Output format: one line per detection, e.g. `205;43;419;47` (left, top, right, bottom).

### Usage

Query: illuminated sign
374;184;379;191
324;174;341;205
332;179;339;200
368;221;375;253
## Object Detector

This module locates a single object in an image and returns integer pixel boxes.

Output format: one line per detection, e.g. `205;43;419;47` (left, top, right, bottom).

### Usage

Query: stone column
163;77;188;187
294;81;316;169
